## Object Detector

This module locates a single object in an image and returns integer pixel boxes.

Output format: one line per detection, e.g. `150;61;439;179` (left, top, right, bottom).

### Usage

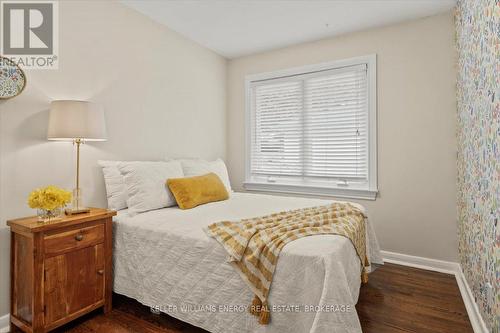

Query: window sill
243;181;378;201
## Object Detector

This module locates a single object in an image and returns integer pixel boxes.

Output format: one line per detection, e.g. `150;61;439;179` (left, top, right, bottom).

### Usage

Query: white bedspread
113;192;383;333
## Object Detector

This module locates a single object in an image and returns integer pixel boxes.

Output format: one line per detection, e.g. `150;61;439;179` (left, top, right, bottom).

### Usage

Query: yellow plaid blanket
206;202;370;325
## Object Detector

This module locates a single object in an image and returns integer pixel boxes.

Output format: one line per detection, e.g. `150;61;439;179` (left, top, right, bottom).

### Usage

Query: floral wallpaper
456;0;500;331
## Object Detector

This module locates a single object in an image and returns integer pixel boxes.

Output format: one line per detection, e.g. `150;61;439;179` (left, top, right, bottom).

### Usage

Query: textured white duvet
113;192;383;333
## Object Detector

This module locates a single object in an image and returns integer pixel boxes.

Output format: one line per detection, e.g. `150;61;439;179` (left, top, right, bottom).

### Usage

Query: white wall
0;1;226;315
226;13;458;262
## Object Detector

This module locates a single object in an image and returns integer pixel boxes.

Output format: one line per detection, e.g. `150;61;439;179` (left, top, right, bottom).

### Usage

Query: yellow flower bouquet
28;186;72;222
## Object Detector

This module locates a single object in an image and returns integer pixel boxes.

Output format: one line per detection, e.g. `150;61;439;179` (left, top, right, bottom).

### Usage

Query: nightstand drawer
44;224;104;256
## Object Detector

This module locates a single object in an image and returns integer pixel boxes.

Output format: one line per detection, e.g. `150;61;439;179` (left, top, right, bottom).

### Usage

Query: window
245;55;377;200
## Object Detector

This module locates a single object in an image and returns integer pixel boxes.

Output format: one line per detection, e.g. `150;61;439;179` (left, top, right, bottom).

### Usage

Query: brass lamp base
65;207;91;215
67;187;89;215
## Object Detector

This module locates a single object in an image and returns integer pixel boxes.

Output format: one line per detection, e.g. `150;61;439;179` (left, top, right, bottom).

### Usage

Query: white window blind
246;57;377;199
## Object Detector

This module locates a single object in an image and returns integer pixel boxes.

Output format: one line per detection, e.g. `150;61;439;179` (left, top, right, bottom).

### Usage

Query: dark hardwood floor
50;263;473;333
356;263;473;333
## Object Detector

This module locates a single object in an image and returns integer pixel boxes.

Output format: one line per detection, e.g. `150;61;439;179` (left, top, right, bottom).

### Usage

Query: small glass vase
37;207;63;223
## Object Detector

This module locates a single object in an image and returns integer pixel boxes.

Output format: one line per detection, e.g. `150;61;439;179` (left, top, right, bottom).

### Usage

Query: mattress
113;192;383;333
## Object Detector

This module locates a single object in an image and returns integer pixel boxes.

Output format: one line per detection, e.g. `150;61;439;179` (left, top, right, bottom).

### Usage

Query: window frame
244;54;378;200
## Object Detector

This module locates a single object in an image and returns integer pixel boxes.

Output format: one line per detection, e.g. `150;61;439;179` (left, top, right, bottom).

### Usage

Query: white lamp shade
47;100;107;141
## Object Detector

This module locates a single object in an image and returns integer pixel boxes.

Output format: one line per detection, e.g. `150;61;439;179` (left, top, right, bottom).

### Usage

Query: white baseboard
0;252;489;333
455;267;490;333
381;250;489;333
381;250;460;274
0;314;9;333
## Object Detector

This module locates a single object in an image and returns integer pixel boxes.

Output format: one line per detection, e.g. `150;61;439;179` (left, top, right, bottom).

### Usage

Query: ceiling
122;0;456;59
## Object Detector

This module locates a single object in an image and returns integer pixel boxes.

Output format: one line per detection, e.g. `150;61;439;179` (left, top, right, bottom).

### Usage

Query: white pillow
180;158;232;193
98;160;128;211
118;161;184;216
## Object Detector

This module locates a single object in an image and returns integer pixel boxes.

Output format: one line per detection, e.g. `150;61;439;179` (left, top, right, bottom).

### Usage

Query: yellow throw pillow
167;172;229;210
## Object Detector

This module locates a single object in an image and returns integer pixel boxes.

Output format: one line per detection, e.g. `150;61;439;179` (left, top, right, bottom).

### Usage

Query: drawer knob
75;234;83;241
97;269;104;275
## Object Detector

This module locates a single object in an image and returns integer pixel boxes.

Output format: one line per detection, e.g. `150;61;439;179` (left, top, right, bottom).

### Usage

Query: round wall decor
0;56;26;100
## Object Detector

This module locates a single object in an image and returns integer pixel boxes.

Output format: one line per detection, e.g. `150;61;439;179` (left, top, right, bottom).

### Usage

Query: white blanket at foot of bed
113;192;383;333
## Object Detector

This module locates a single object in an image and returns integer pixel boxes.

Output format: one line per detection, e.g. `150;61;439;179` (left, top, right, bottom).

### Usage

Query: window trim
244;54;378;200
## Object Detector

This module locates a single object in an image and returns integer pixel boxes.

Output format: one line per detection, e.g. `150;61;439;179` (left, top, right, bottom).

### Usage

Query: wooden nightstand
7;208;116;333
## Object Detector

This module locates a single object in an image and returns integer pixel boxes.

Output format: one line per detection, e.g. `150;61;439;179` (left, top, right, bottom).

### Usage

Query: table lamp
47;100;107;214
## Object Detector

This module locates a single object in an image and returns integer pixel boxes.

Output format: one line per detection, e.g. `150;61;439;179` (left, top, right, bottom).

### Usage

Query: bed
112;192;383;333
